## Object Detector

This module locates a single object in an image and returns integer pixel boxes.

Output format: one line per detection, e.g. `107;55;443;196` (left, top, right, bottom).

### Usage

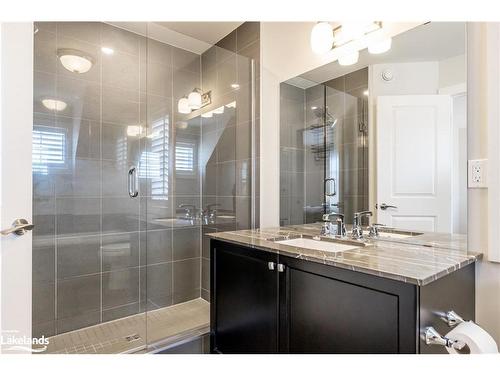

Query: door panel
377;95;452;232
211;241;278;353
287;268;399;353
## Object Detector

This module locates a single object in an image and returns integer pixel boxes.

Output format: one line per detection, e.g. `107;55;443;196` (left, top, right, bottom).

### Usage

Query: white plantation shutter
32;128;66;174
175;142;195;173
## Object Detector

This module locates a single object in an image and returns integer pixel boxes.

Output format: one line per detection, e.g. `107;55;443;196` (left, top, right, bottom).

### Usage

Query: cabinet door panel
212;242;278;353
287;268;399;353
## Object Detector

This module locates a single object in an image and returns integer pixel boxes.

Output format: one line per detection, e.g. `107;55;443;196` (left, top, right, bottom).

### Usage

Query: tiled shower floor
37;298;210;354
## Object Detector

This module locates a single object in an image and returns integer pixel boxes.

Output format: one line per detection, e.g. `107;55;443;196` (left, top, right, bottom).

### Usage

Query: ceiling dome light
368;36;392;54
311;22;334;54
57;49;94;74
338;50;359;66
188;89;202;110
178;96;191;114
42;98;67;112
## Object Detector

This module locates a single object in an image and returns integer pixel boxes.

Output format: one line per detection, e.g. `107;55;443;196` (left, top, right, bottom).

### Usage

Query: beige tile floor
36;298;210;354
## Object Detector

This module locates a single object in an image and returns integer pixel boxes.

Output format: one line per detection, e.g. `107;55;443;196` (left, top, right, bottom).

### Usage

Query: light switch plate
468;159;488;188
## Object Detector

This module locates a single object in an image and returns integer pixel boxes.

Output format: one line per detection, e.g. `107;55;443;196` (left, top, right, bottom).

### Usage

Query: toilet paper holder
424;310;466;349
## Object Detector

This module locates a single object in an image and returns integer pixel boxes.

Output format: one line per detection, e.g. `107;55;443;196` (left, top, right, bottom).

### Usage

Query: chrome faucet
320;213;346;237
351;211;373;239
368;223;386;238
179;204;197;224
202;203;220;224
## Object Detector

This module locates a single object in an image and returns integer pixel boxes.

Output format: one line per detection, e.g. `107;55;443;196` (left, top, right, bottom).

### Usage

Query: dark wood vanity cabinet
210;241;279;353
210;239;475;354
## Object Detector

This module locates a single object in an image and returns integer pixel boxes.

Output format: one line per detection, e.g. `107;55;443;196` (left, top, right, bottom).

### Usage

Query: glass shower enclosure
32;21;259;353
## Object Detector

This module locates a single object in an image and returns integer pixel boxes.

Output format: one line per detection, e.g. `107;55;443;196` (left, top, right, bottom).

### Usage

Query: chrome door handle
268;262;275;271
128;166;139;198
325;178;336;197
1;219;34;236
378;203;397;210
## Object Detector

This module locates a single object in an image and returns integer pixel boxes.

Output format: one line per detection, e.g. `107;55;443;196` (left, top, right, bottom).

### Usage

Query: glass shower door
32;21;147;353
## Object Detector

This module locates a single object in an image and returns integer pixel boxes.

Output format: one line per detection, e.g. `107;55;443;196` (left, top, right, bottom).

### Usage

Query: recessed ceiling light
42;98;67;112
57;48;94;74
101;47;114;55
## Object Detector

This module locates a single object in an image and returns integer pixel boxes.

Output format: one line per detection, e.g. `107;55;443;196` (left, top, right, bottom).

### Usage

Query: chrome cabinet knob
1;219;34;236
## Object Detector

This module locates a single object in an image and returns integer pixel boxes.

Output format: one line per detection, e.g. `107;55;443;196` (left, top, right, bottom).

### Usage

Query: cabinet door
211;240;279;353
279;257;417;354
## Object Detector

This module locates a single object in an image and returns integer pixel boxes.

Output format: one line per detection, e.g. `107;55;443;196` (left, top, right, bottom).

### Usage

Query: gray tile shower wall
32;22;203;338
200;22;261;302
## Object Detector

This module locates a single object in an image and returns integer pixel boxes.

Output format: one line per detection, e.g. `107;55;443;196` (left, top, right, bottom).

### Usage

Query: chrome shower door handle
1;219;34;236
128;166;139;198
325;178;336;197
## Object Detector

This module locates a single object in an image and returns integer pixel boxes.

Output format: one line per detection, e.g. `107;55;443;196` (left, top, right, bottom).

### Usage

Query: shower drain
124;333;141;342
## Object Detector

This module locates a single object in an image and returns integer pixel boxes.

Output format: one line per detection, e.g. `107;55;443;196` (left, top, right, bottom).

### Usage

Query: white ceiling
155;22;243;45
296;22;466;85
107;22;242;54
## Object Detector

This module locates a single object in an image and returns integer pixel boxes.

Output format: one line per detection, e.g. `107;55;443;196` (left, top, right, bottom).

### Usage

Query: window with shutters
32;127;67;174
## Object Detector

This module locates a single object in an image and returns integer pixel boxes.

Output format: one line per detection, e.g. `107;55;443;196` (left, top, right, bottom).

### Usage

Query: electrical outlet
468;159;488;188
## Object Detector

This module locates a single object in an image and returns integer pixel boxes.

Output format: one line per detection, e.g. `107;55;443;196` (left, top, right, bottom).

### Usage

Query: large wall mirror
279;22;467;235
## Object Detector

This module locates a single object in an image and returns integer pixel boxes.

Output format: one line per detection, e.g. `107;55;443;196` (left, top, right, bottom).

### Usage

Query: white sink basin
275;238;360;253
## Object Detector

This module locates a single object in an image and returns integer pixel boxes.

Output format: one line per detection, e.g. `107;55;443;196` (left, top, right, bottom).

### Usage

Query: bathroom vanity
208;226;481;354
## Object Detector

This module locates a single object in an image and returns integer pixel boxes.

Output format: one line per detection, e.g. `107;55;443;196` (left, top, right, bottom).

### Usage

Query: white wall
0;22;34;353
260;22;420;227
469;22;500;345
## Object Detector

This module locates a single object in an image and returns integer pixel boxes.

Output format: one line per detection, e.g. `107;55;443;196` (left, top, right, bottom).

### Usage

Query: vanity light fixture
311;22;334;54
310;21;391;66
57;48;94;74
42;98;67;112
188;88;202;110
101;46;114;55
178;96;191;114
368;35;392;54
338;50;359;66
177;90;212;114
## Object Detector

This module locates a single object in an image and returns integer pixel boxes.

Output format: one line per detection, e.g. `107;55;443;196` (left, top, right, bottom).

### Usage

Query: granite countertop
208;224;482;286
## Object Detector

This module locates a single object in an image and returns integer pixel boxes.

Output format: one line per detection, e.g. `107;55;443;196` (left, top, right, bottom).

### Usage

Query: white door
0;22;33;353
376;95;452;232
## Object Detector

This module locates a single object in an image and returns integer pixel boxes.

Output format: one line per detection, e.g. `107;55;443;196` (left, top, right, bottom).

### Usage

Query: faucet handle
368;223;386;237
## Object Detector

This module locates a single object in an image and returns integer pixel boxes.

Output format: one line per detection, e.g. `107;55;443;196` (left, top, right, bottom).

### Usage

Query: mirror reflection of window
175;141;195;174
32;126;67;174
139;117;170;201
